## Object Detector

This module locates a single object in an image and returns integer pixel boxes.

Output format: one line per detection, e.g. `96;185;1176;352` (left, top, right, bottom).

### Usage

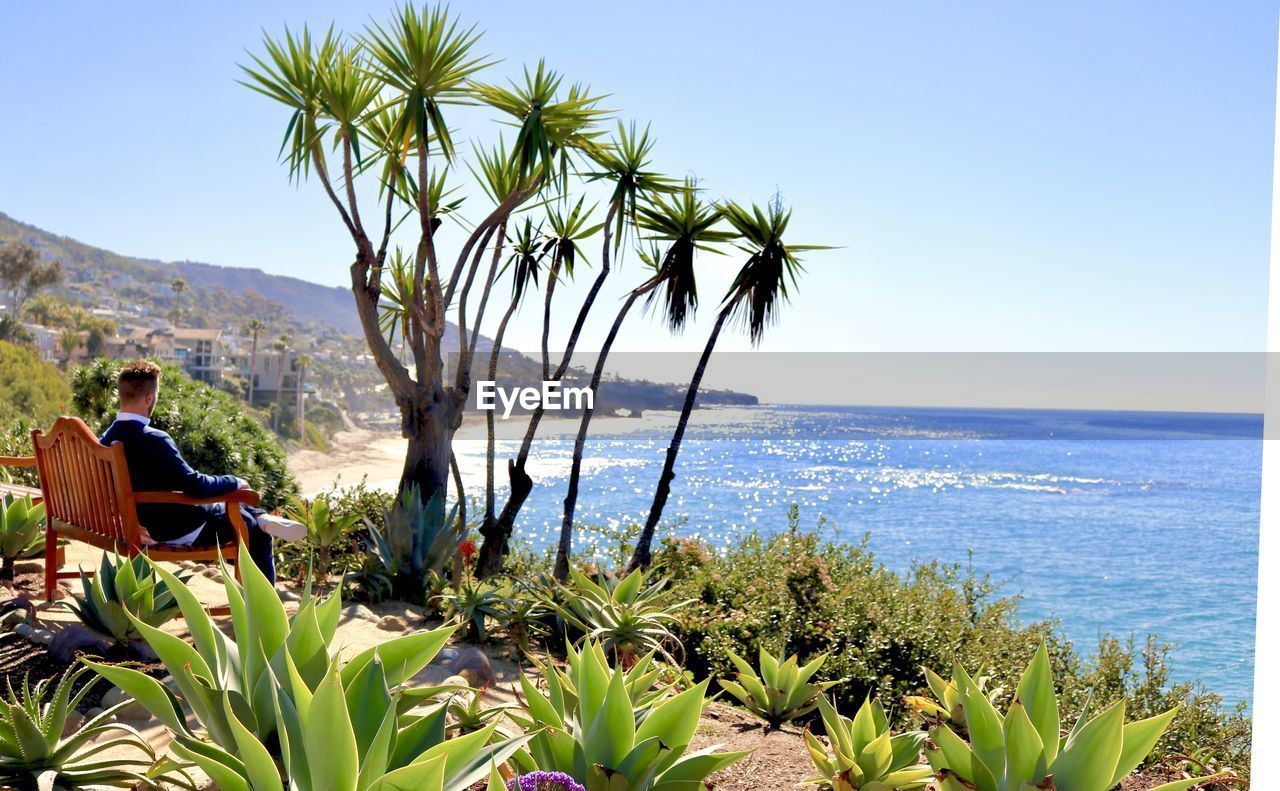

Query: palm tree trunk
554;288;642;579
247;333;259;404
296;364;306;440
627;306;730;572
475;294;520;578
273;352;286;433
451;452;465;588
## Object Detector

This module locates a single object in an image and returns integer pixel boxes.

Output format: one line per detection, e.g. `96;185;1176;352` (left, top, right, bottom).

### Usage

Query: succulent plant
0;665;192;788
719;647;842;727
64;552;189;644
285;494;361;578
557;566;687;665
803;695;933;791
922;644;1223;791
82;545;530;790
513;639;748;790
903;666;1002;736
440;577;504;641
0;494;44;580
367;484;463;594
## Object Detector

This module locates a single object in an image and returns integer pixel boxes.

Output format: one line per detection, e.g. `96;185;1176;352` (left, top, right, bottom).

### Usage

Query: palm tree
295;352;312;441
272;334;289;434
245;319;266;405
554;183;729;579
58;328;82;370
170;278;188;324
627;198;824;571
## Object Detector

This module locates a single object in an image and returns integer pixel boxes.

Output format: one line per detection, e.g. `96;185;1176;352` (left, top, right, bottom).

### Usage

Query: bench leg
43;527;57;602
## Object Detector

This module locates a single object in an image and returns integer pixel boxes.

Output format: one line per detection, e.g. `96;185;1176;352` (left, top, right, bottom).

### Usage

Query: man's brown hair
118;359;162;403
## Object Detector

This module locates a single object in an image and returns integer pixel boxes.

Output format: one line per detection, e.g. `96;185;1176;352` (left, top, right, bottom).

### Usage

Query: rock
13;623;33;638
49;626;113;663
61;710;85;737
341;603;379;623
436;647;460;663
101;686;150;720
30;629;54;645
445;647;496;689
377;615;408;632
84;707;104;720
201;567;224;582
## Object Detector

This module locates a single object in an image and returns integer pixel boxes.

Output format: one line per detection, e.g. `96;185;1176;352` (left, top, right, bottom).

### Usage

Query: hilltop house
108;326;226;383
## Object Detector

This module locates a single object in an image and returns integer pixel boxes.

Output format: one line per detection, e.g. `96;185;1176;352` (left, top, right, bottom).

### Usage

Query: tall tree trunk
475;294;520;578
450;452;465;588
273;352;286;433
493;212;618;575
296;364;306;440
398;392;456;504
627;307;730;572
554;289;642;579
247;333;259;404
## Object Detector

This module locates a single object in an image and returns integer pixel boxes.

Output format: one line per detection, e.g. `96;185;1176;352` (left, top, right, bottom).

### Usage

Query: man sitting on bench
100;359;304;584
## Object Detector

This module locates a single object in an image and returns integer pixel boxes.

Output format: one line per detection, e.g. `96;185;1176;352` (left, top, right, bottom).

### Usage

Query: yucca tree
245;318;266;404
477;219;547;576
554;182;728;579
482;124;678;578
628;197;825;571
242;8;606;572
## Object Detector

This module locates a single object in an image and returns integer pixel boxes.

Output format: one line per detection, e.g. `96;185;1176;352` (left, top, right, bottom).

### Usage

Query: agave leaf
1110;706;1179;787
306;663;359;791
1051;699;1125;791
223;694;283;791
1002;702;1046;787
1016;644;1060;765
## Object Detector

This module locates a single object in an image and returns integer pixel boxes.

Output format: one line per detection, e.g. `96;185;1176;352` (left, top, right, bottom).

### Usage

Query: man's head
117;359;162;417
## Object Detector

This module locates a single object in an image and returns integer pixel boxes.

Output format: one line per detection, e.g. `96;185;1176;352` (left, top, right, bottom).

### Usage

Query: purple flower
507;770;587;791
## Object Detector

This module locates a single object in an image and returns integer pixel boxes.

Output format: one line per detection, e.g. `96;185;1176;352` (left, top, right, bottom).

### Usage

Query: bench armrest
134;489;262;508
0;456;36;468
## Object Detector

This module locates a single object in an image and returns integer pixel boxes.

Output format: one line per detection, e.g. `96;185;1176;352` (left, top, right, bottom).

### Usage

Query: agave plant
496;593;551;653
556;566;686;665
445;687;513;737
803;695;933;791
513;639;748;790
82;545;530;790
903;666;1003;735
0;665;192;788
440;578;503;641
0;494;44;581
367;483;464;599
285;494;361;581
923;644;1223;791
719;647;842;727
63;552;188;644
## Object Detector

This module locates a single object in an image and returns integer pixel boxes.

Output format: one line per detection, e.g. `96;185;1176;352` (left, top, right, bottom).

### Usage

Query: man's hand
236;477;251;490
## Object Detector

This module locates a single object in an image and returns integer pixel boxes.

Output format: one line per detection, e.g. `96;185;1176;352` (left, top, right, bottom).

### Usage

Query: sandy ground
289;413;669;496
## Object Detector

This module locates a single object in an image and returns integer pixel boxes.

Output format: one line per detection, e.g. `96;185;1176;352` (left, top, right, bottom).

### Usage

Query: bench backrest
31;417;141;548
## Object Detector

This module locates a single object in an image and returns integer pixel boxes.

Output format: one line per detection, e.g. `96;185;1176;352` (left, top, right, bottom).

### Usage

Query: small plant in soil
0;664;193;788
0;494;44;582
719;646;842;728
63;552;188;645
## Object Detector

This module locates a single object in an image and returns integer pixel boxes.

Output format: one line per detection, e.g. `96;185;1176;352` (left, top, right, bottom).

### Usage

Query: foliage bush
650;505;1252;775
70;357;298;509
0;340;71;487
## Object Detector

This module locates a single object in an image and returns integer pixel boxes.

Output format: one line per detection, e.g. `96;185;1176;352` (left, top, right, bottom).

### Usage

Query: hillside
0;212;756;417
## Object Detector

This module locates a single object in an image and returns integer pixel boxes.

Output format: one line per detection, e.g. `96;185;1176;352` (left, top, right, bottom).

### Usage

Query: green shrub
557;566;686;665
274;477;389;590
71;357;297;509
651;506;1251;775
0;340;70;427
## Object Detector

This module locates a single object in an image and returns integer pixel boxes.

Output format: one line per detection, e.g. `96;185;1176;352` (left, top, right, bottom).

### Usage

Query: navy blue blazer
100;419;239;542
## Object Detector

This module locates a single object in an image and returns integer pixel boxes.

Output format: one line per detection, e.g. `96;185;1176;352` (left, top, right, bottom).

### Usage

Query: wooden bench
1;416;258;610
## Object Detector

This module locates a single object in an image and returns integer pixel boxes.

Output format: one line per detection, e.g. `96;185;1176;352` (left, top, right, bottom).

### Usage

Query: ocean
453;404;1261;705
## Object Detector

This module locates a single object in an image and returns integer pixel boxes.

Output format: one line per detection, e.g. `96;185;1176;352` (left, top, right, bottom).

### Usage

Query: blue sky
1;1;1276;355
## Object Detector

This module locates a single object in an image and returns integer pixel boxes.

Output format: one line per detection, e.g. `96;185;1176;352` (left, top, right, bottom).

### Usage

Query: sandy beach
288;411;678;496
